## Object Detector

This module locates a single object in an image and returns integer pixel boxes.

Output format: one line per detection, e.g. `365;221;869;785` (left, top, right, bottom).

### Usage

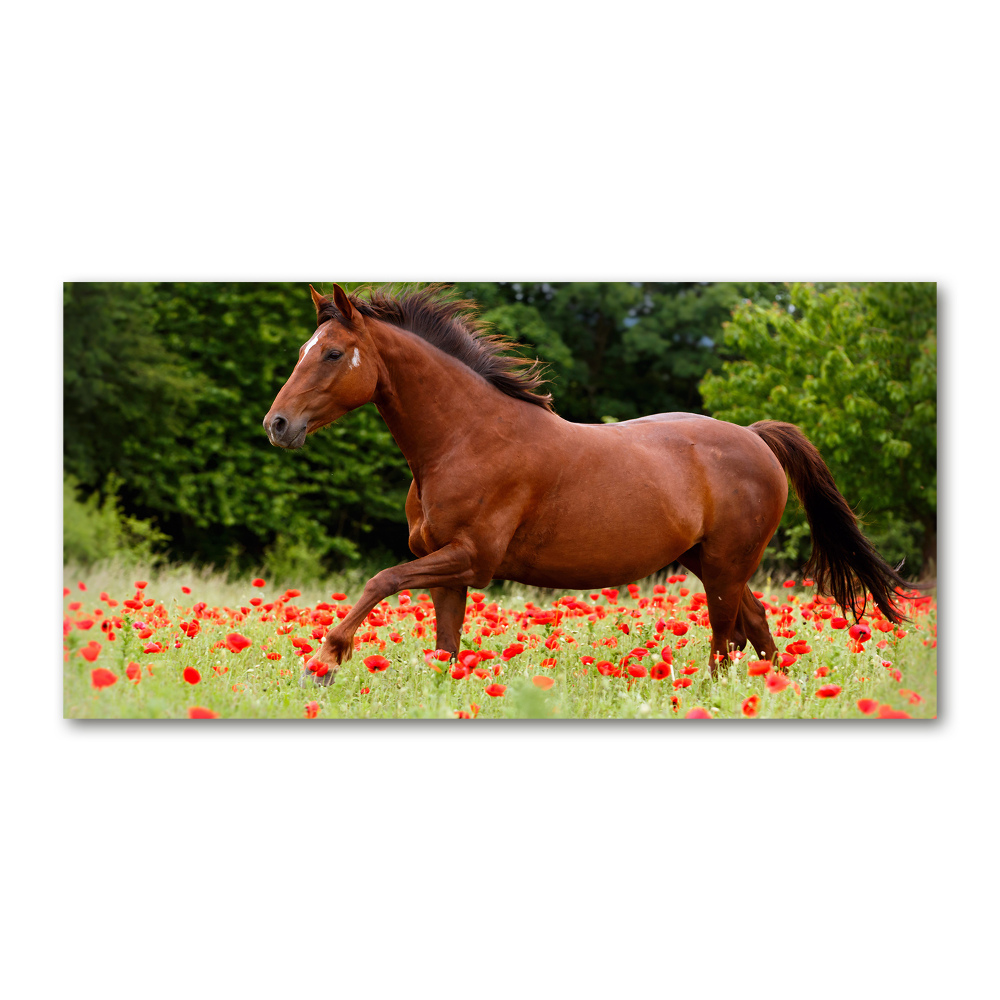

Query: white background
3;2;995;998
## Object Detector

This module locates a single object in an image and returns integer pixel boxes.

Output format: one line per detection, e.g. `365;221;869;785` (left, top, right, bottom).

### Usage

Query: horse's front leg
429;586;467;658
306;542;483;685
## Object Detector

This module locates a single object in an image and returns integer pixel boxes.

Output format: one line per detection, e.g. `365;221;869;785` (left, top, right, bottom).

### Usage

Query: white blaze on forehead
351;348;361;368
293;330;323;372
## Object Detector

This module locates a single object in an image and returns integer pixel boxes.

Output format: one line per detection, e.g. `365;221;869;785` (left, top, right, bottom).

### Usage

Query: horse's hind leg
739;588;778;663
679;548;750;652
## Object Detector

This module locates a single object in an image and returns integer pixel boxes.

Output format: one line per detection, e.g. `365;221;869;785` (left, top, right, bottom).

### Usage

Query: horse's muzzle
263;412;307;449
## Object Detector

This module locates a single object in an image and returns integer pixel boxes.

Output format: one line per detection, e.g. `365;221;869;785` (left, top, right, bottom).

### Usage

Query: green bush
63;473;170;566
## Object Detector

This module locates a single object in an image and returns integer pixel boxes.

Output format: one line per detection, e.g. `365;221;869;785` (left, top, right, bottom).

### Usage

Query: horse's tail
750;420;918;625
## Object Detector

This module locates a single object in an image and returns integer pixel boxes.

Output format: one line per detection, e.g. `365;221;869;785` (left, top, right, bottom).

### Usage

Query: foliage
64;282;412;572
700;282;937;577
455;281;783;422
63;473;170;566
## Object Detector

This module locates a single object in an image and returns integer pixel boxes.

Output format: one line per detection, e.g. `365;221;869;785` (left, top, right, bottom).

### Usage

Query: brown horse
263;283;916;683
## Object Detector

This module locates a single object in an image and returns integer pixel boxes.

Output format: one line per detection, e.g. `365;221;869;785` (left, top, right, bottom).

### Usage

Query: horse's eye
325;350;343;362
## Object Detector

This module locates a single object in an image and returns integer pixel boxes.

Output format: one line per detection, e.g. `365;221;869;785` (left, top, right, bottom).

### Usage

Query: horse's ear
332;283;356;323
309;284;326;316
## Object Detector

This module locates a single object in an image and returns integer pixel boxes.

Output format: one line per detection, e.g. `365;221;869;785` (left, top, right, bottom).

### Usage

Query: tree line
63;281;936;580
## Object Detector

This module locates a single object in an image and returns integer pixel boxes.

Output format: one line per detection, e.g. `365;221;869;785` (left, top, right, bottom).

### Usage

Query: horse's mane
316;284;554;411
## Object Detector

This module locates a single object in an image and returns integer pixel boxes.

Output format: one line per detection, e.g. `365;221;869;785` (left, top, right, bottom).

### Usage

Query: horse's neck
369;321;516;476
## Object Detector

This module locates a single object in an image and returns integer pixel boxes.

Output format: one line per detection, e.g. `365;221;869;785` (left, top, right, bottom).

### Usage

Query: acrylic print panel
63;281;937;719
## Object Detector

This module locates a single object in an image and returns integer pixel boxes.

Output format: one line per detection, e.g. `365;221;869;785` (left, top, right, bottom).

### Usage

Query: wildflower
143;642;163;654
484;683;506;697
90;667;117;688
252;578;266;588
135;581;147;590
187;706;219;719
125;662;141;682
181;586;191;594
848;623;872;642
332;592;347;601
831;617;848;629
857;698;879;714
673;677;692;689
225;633;252;653
596;660;621;677
305;701;320;718
650;661;671;680
747;660;771;677
183;667;201;685
814;666;830;678
783;580;796;588
533;676;555;690
742;695;761;717
364;655;391;673
80;640;102;662
765;671;791;693
815;685;842;698
627;663;647;679
778;652;797;669
685;707;712;719
899;689;923;705
877;705;911;719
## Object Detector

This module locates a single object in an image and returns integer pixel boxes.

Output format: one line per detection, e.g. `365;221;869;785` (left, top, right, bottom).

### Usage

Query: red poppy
857;698;879;714
682;664;699;676
183;667;201;685
450;664;469;679
225;633;252;653
650;661;671;680
814;666;830;678
778;652;797;669
742;695;761;717
747;660;771;677
78;582;86;590
877;705;912;719
815;684;842;698
125;661;142;682
627;663;647;679
596;660;621;678
685;707;712;719
783;580;796;588
332;592;347;601
673;677;692;689
90;667;117;689
135;581;147;590
252;578;266;588
848;623;872;642
669;622;689;636
765;671;791;693
898;688;923;705
304;701;320;718
359;686;370;694
80;640;102;662
786;640;811;655
143;641;163;654
533;676;555;690
484;683;506;697
458;650;481;669
502;643;525;660
181;586;191;594
831;617;848;629
188;706;219;719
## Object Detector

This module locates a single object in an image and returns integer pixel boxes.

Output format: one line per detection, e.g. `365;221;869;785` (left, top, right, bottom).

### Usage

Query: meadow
62;561;936;720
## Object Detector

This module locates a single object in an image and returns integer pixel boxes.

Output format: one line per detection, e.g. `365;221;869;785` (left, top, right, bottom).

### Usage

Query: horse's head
263;284;379;449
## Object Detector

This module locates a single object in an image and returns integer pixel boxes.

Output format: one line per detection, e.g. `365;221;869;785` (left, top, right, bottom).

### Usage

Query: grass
62;559;937;720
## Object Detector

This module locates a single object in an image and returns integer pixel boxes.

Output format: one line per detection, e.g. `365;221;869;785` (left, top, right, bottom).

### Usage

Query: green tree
455;281;784;423
699;282;937;578
64;282;412;572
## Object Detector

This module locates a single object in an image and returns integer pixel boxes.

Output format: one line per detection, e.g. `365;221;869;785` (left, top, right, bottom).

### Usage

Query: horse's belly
495;484;701;589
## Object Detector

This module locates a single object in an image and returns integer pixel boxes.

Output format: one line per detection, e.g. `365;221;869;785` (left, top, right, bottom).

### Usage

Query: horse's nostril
270;414;287;434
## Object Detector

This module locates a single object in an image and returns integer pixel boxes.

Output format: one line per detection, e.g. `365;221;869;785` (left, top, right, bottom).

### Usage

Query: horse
263;283;917;684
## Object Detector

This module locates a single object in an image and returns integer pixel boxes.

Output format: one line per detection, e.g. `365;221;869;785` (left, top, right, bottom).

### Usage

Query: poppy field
63;567;936;720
